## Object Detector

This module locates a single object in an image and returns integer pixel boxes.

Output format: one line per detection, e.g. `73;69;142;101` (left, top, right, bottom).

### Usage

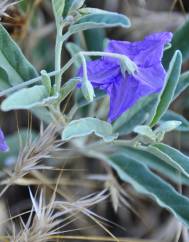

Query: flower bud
81;80;95;102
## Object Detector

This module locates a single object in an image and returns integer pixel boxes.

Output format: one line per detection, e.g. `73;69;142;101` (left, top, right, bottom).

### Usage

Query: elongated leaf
68;0;85;12
174;71;189;99
31;107;52;124
84;29;105;52
0;25;38;87
63;0;85;16
68;11;131;34
66;43;83;68
108;153;189;226
59;78;80;103
52;0;65;18
41;70;51;94
114;146;189;185
133;125;156;140
150;50;182;126
144;145;189;179
62;117;118;142
113;94;158;135
163;20;189;67
153;143;189;176
155;121;181;134
0;67;10;90
1;85;49;111
161;110;189;132
76;89;105;108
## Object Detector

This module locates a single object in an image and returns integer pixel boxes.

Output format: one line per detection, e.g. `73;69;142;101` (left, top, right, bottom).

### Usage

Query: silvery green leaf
68;11;131;34
161;110;189;132
155;121;182;134
107;152;189;227
143;145;189;179
76;89;105;108
113;94;158;135
59;78;80;103
81;80;95;102
164;43;172;51
153;143;189;179
66;42;91;69
174;71;189;100
41;70;51;94
31;107;53;124
163;19;189;67
115;146;189;185
84;29;105;52
1;85;49;111
62;117;118;142
79;7;117;15
0;24;38;88
0;67;10;90
68;0;85;13
63;0;85;16
52;0;65;18
134;125;156;141
150;50;182;126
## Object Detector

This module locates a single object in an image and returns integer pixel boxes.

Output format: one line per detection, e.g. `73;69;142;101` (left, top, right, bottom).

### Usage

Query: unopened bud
81;80;95;102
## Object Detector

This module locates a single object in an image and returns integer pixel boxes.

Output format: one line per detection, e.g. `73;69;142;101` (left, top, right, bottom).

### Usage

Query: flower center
120;56;138;77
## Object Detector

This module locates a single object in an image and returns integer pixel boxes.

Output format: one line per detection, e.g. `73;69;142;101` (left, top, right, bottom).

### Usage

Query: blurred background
0;0;189;241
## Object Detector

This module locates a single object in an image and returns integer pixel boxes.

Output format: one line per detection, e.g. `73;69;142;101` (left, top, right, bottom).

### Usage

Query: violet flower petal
0;129;9;152
106;32;173;67
107;64;165;122
78;58;119;85
107;74;139;122
77;32;173;122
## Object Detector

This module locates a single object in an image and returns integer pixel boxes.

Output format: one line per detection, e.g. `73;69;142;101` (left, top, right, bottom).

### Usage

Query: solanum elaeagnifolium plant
1;0;189;228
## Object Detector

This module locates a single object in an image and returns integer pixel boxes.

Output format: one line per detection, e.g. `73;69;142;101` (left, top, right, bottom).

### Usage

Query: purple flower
78;32;173;122
0;129;9;152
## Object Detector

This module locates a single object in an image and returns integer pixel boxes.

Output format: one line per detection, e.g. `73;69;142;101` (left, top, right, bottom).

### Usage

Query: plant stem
55;24;64;92
79;53;88;82
0;50;132;97
0;70;59;97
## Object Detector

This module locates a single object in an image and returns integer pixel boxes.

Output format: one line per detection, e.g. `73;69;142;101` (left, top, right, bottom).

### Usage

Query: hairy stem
55;25;64;92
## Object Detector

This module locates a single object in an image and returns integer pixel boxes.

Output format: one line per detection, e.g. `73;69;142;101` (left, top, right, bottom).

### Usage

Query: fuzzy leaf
113;94;158;135
1;85;49;111
69;0;85;12
0;25;38;87
153;143;189;177
59;78;80;103
66;42;89;69
107;152;189;227
155;121;181;133
52;0;65;18
174;71;189;100
134;125;156;140
68;11;131;34
114;146;189;185
63;0;85;16
161;110;189;132
0;67;10;90
150;50;182;126
163;19;189;67
143;145;189;179
62;117;118;142
41;70;51;94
